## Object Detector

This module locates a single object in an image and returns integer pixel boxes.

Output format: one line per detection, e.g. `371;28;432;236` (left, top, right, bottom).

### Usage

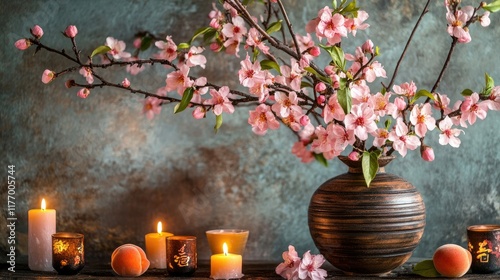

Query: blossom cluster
275;245;327;280
14;0;500;185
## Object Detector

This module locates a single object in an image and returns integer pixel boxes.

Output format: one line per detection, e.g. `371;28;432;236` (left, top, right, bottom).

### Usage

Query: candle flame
41;198;46;211
223;242;228;256
157;222;162;235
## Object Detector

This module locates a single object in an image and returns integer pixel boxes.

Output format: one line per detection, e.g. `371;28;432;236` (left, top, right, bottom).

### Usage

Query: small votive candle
145;221;173;269
52;232;85;275
210;243;243;280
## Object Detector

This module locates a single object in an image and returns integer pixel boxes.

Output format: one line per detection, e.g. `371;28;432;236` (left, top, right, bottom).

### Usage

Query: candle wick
224;252;228;256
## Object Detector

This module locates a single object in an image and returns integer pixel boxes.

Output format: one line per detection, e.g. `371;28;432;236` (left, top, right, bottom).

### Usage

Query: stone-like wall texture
1;0;499;262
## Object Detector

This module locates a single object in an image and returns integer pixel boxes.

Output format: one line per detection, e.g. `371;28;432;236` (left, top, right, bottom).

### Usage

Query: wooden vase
308;156;426;275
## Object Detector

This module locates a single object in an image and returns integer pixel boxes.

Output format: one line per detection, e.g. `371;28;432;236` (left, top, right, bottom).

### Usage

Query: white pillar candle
28;198;56;271
145;222;173;269
210;243;243;279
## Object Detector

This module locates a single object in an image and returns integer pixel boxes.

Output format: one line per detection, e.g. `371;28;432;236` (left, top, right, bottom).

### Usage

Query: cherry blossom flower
15;39;31;50
392;81;417;98
192;106;206;119
64;25;78;38
348;151;360;161
350;82;371;104
105;37;131;59
344;104;377;141
330;123;355;151
438;116;463;148
372;128;389;148
208;3;224;29
280;59;303;91
410;103;436;137
272;91;301;118
77;88;90;99
41;69;55;84
446;8;472;43
165;65;193;95
298;251;328;280
121;78;130;88
143;96;162;120
485;86;500;110
79;66;94;84
479;11;491;27
388;118;420;157
30;25;44;39
221;16;247;40
239;54;263;88
345;10;369;36
185;46;207;69
275;245;301;280
155;36;177;62
291;141;315;164
460;92;488;125
246;28;270;55
308;6;347;45
322;94;345;123
432;93;451;114
223;37;242;57
370;91;398;119
248;104;280;135
205;86;235;116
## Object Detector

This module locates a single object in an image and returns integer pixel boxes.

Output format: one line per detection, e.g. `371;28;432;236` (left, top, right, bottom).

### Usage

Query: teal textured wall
1;0;499;262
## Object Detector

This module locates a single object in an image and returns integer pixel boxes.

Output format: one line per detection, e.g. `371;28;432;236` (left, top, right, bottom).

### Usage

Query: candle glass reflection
206;229;249;255
52;232;85;275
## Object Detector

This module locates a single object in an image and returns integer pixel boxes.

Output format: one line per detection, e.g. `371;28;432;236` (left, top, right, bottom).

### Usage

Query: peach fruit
111;243;150;277
432;244;472;278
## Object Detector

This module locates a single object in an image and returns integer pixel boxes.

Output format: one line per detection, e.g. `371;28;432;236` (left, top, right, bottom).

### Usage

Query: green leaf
177;42;190;49
140;35;153;51
483;0;500;13
461;88;474;96
203;29;218;43
301;81;314;88
314;153;328;167
362;150;380;187
260;60;281;74
410;89;435;104
384;119;392;130
304;66;331;84
266;20;282;35
337;86;352;114
189;27;213;44
174;87;194;114
412;260;440;277
90;45;111;58
484;72;495;96
320;45;345;70
332;0;338;8
214;114;223;133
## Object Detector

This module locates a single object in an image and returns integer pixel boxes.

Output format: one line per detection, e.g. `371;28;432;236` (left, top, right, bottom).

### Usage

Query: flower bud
192;106;206;119
30;25;44;39
309;46;321;57
315;82;326;92
14;39;31;50
133;38;142;49
64;25;78;38
420;145;435;162
362;39;374;54
65;79;76;88
41;69;55;84
77;88;90;99
122;78;131;88
348;151;360;161
299;115;310;126
316;95;326;106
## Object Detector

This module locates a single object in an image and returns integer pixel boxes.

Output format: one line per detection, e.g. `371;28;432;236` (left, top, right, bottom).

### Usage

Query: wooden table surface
2;259;499;279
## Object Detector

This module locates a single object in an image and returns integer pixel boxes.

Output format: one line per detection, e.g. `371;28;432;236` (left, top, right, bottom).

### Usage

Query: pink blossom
14;39;31;50
272;92;301;118
275;245;301;280
322;94;345;123
446;9;472;43
41;69;55;84
485;86;500;110
248;104;280;135
291;142;314;164
392;81;417;98
298;251;328;280
184;46;207;69
125;57;146;75
348;151;360;161
410;103;436;137
79;66;94;84
122;78;130;88
438;116;463;148
165;65;194;95
316;95;326;106
420;145;435;162
64;25;78;38
394;96;407;112
363;61;386;83
205;86;235;116
280;59;303;91
133;38;142;49
370;92;398;119
143;97;162;120
208;3;224;29
362;39;374;54
330;123;355;151
388;118;420;157
372;128;389;148
309;46;321;57
344;104;377;141
315;82;326;92
312;6;347;45
77;88;90;99
221;16;247;40
460;92;488;125
192;106;206;119
344;10;369;36
246;28;270;55
155;36;177;62
282;108;306;132
350;82;371;104
479;11;491;27
30;25;44;39
432;93;451;114
239;54;262;88
223;37;242;57
105;37;131;59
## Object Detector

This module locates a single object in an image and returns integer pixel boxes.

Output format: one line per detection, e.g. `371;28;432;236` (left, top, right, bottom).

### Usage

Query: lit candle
28;198;56;271
210;243;243;280
145;221;173;269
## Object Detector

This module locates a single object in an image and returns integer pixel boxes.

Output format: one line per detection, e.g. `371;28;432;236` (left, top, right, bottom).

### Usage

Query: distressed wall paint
1;0;499;262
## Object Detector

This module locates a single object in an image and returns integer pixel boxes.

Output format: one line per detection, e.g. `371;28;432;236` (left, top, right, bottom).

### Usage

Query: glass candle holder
206;229;249;255
52;232;85;275
166;236;197;276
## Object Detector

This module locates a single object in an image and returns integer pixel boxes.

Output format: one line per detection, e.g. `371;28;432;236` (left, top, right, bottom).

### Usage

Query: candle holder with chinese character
206;229;249;255
467;225;500;274
166;236;197;276
52;232;85;275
